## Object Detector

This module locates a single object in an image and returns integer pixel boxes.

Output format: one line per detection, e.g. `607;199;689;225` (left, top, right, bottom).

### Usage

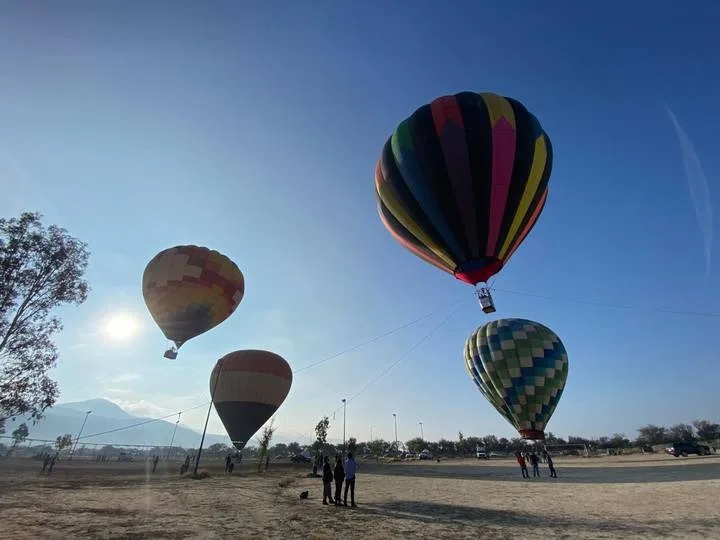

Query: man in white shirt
343;452;357;507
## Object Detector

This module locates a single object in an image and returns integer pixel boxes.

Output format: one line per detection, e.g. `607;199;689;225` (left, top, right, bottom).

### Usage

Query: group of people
224;452;242;473
321;452;357;507
40;452;58;475
515;450;557;478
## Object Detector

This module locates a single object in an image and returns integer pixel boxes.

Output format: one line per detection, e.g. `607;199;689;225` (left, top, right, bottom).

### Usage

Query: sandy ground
1;454;719;539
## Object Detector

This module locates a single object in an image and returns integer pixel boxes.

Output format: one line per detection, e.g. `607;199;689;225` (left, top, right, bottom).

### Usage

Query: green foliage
257;420;276;471
347;437;357;454
313;416;330;452
0;212;90;422
693;420;720;442
55;433;73;451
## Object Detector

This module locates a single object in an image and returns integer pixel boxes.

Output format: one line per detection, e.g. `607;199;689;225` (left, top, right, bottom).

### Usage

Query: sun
105;313;139;342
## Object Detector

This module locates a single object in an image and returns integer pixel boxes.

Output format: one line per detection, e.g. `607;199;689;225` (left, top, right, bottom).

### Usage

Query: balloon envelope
210;350;293;450
376;92;552;285
464;318;568;440
142;245;244;348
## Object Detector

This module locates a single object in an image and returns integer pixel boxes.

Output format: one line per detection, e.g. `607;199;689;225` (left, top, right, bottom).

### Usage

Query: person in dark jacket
545;451;557;478
529;453;540;477
322;456;333;505
333;455;345;505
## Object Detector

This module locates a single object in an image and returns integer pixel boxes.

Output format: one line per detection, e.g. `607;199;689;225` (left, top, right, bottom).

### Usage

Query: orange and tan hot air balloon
142;245;245;359
210;350;293;450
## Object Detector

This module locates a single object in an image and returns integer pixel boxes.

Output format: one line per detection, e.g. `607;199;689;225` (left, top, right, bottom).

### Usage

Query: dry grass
1;454;718;539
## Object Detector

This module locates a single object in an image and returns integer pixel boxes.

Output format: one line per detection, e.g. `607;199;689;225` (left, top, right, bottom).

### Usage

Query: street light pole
419;422;424;441
370;425;374;442
392;413;398;453
69;410;92;461
167;412;181;461
342;399;347;454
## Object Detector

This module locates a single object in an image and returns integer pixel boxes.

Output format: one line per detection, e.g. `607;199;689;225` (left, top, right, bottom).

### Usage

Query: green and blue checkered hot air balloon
464;318;568;440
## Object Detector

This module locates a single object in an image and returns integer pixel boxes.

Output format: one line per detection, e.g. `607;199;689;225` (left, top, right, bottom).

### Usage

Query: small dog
299;490;309;499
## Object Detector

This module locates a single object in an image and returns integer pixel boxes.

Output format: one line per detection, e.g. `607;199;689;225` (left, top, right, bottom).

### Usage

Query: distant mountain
18;399;230;449
51;399;135;420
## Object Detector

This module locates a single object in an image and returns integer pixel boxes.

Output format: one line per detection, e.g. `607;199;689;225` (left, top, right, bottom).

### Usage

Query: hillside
15;399;230;449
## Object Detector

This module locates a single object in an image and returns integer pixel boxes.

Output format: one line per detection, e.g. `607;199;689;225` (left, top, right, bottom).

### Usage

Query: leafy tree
405;437;425;453
457;431;466;454
269;442;288;457
287;441;302;456
636;425;667;446
693;420;720;442
666;423;695;443
12;422;28;446
313;416;330;454
609;433;631;448
207;443;230;455
347;437;357;455
55;433;73;451
482;435;499;451
6;422;29;455
257;420;276;471
0;212;90;423
368;439;387;457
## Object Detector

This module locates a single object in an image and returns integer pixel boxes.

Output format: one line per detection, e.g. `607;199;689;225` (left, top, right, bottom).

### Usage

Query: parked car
476;450;488;459
419;450;433;460
117;453;134;462
290;454;311;464
665;442;711;457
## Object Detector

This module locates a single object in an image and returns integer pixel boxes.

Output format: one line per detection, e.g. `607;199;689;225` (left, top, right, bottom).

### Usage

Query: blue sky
1;1;719;446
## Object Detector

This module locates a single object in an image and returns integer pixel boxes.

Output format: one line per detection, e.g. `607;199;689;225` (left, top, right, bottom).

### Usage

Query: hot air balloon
464;318;568;440
375;92;553;313
142;245;245;359
210;350;293;450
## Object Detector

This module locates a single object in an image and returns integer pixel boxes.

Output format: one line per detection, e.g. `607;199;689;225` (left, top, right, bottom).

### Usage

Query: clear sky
1;1;719;446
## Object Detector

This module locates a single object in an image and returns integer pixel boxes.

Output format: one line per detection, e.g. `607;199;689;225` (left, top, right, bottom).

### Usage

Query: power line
301;299;470;438
494;287;720;318
74;300;465;441
294;300;462;373
346;299;469;405
78;402;209;441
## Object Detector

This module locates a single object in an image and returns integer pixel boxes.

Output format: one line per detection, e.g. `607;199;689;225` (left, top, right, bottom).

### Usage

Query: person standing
343;452;357;507
321;456;333;505
529;453;540;477
225;454;232;473
516;452;529;478
333;455;345;506
545;452;557;478
152;455;159;473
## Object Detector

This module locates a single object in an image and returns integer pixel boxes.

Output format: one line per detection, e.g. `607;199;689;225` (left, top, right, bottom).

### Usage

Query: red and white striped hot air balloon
210;350;292;450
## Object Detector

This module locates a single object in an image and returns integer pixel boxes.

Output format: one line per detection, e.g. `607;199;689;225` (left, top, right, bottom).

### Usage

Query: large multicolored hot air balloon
210;350;293;450
464;318;568;440
375;92;553;313
142;245;245;359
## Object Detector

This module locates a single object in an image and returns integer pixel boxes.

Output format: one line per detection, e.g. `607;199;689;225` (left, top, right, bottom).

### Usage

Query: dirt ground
1;453;719;539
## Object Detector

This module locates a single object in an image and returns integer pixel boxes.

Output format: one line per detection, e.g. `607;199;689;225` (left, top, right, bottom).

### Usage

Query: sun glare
105;313;139;342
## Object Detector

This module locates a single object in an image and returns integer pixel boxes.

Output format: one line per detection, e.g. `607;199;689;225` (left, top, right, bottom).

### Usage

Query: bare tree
0;212;90;422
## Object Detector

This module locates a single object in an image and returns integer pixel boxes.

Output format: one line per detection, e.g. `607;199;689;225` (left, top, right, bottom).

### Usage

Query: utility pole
194;357;225;476
69;410;92;461
419;421;424;441
167;412;181;461
342;399;347;454
392;413;398;453
370;425;374;442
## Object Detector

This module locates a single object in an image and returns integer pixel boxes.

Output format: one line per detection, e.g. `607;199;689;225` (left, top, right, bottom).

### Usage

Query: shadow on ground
358;500;716;537
360;460;720;484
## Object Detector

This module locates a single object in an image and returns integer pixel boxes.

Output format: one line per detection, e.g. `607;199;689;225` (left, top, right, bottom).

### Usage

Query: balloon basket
519;429;545;440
